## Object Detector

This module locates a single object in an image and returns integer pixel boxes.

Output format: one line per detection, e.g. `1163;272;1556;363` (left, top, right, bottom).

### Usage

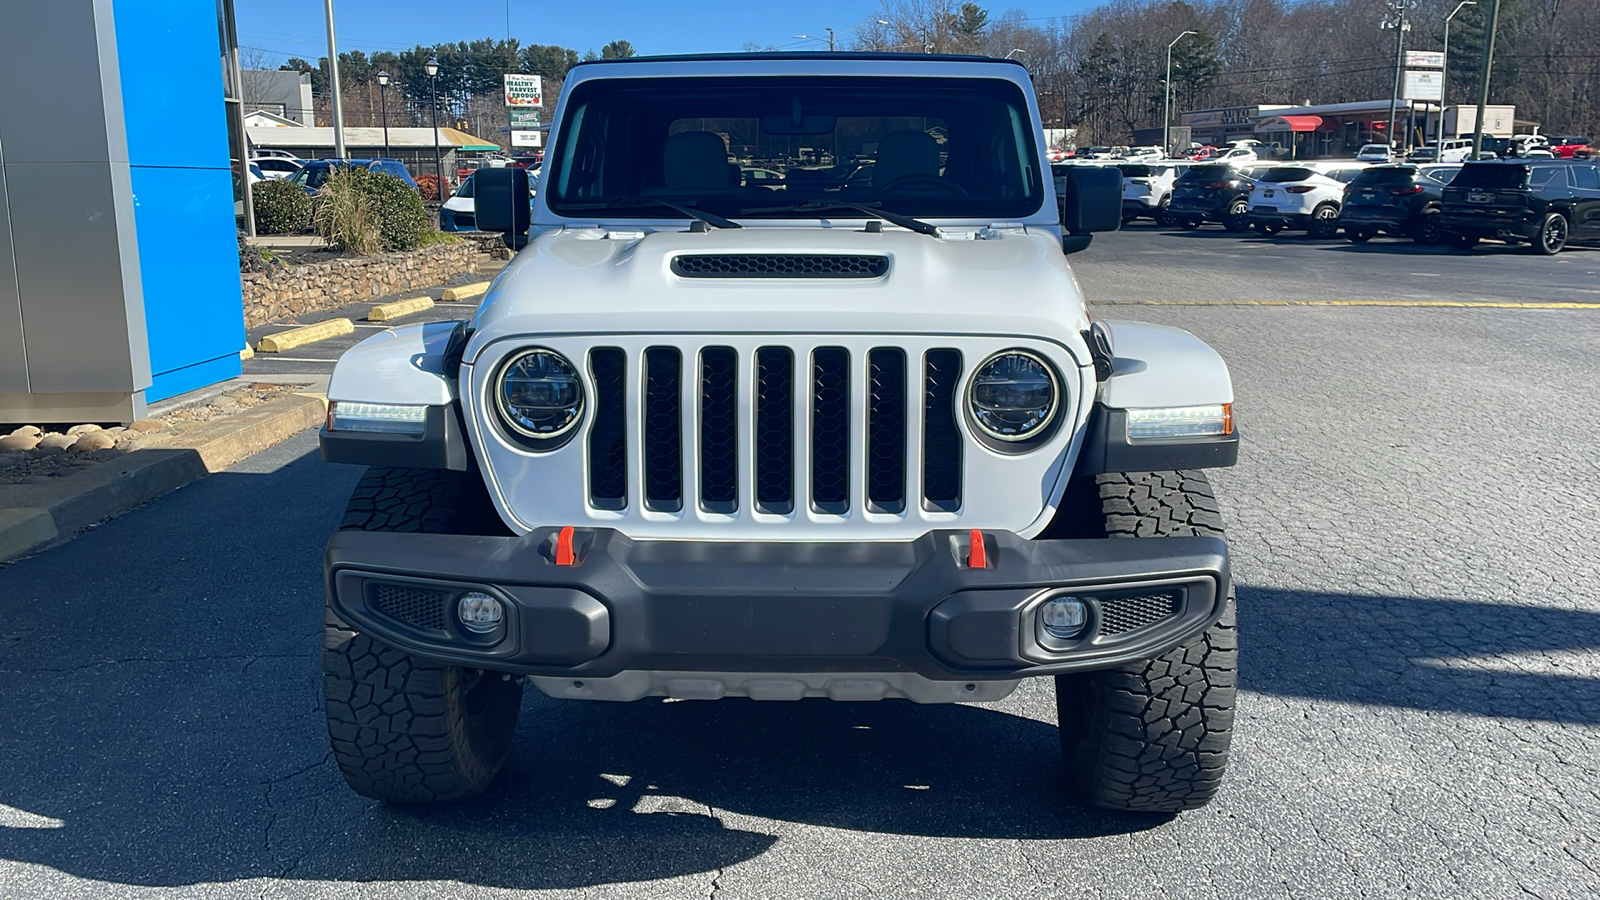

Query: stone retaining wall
241;237;500;327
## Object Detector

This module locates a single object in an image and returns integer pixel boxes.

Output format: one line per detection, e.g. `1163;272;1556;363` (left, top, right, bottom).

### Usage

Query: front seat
872;131;941;190
662;131;733;190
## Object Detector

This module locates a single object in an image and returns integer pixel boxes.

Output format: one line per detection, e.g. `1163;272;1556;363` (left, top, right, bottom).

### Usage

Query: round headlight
968;350;1060;442
496;349;584;439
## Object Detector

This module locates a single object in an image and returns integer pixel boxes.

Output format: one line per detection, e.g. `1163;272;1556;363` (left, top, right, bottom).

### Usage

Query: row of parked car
1061;157;1600;254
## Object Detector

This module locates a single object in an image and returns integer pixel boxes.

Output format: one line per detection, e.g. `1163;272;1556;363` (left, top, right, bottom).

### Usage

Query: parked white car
1219;147;1258;166
1119;146;1165;162
250;157;303;180
1356;144;1395;163
1245;161;1369;238
1118;162;1182;224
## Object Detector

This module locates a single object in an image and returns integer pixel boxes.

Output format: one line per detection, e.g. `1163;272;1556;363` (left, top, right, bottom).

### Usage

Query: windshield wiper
561;197;741;229
738;199;940;236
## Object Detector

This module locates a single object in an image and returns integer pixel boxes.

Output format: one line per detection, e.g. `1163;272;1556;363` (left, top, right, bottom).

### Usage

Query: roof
245;125;500;151
1273;99;1427;117
572;51;1025;68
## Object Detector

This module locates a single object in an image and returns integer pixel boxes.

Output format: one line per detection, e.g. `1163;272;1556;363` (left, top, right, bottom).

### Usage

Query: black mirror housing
474;167;531;236
1061;165;1122;236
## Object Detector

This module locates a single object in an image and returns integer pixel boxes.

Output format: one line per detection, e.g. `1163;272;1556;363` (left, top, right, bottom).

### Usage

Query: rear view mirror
474;167;531;238
1060;166;1121;253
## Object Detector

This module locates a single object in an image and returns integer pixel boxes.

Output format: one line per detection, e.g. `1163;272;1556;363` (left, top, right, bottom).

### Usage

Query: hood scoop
670;253;890;279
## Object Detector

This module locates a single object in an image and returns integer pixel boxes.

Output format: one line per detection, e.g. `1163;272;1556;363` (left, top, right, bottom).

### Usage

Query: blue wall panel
114;0;244;403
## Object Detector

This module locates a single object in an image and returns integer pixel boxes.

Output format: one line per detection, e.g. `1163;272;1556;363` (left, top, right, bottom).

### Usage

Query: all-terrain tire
1055;471;1237;813
324;467;521;803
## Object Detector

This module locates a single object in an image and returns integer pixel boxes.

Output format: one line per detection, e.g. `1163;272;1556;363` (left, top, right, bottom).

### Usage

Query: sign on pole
511;130;542;148
1403;70;1443;101
503;74;543;107
509;108;542;128
1405;50;1445;69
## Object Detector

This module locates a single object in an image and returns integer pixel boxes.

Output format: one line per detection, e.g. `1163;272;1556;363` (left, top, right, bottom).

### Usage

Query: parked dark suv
1441;160;1600;254
290;158;419;194
1168;163;1259;231
1340;164;1461;244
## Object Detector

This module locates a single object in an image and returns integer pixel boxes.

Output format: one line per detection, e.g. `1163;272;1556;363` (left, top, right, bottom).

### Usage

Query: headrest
873;131;941;188
664;131;732;190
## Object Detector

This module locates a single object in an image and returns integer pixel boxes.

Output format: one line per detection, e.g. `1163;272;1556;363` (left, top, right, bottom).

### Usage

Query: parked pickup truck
316;52;1242;813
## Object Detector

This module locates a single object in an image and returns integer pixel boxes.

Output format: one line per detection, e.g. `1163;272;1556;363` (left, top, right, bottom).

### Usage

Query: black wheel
1412;211;1443;245
1222;199;1249;232
324;468;522;803
1307;204;1341;239
1345;226;1375;243
1254;221;1283;237
1451;233;1480;251
1535;212;1568;255
1055;471;1237;813
1155;196;1173;226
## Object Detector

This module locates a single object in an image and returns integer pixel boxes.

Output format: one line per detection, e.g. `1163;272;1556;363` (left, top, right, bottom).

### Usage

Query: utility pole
1470;0;1501;159
324;0;347;159
1383;0;1410;154
1165;31;1197;156
826;27;836;51
1441;1;1477;140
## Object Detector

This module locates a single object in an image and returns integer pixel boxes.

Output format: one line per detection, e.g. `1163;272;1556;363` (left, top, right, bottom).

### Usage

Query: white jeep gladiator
318;52;1240;813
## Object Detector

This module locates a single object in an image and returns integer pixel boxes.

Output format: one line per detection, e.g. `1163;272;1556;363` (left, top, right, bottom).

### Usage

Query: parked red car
1548;136;1592;159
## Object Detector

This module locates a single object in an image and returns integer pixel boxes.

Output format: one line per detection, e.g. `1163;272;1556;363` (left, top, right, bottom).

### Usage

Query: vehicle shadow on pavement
1238;586;1600;725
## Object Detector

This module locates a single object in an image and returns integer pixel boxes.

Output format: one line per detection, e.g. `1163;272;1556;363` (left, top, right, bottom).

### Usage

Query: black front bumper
326;529;1230;681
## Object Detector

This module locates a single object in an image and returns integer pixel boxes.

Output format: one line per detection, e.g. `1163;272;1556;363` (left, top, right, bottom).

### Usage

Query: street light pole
426;56;444;200
1442;0;1476;141
324;0;347;159
1164;31;1197;156
376;69;391;159
826;27;836;51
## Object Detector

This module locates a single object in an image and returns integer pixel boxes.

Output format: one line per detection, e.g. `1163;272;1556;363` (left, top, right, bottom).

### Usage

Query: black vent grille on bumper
1099;592;1181;636
671;254;891;278
583;345;963;517
367;583;449;632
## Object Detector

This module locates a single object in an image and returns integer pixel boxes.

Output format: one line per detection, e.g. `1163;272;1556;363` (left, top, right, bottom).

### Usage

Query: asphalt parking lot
2;235;1597;898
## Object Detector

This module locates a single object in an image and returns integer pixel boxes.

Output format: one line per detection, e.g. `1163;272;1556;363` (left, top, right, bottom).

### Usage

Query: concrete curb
367;296;435;322
0;393;327;565
441;281;491;301
257;318;354;352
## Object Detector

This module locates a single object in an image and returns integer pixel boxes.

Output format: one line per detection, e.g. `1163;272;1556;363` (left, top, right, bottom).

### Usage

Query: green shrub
313;169;432;254
251;179;313;234
313;170;381;255
364;172;430;251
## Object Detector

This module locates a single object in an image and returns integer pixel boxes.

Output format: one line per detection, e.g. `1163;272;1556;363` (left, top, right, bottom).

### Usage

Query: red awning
1255;115;1324;134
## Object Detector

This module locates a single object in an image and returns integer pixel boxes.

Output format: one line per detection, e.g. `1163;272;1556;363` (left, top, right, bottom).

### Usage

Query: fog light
458;592;504;634
1040;596;1088;639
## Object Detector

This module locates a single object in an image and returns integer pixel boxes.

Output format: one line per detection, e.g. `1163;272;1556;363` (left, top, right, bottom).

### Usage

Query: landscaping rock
7;425;42;439
71;432;116;452
0;433;40;452
129;419;167;434
36;434;75;453
65;424;103;436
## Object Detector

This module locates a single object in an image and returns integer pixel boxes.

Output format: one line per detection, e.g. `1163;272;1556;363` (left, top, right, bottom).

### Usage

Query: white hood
465;225;1091;364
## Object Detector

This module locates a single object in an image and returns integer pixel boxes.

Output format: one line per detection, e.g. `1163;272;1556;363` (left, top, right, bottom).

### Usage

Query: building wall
242;70;316;125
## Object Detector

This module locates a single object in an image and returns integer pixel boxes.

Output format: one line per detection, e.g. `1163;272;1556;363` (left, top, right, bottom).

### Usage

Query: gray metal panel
0;0;128;165
0;130;25;392
7;160;149;393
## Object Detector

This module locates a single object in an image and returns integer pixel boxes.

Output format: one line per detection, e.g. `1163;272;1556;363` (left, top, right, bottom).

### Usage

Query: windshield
1351;167;1417;185
1452;164;1528;189
1177;164;1230;182
543;76;1043;220
1257;167;1316;183
454;174;475;199
1117;164;1161;177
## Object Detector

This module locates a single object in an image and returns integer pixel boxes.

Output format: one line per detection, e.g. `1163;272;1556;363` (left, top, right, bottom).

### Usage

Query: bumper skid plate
326;528;1229;687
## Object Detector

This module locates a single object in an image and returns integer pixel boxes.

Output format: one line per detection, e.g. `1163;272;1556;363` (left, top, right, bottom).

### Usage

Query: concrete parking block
256;319;354;352
441;281;492;301
240;345;254;360
367;296;435;322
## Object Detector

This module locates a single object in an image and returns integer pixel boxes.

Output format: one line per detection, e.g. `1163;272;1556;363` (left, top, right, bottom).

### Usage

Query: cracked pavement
2;238;1598;898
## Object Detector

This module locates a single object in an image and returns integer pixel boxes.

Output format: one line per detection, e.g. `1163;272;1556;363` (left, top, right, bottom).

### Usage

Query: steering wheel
875;174;969;196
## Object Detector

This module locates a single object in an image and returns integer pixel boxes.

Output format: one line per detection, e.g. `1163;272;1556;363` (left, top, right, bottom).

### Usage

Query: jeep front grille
367;582;449;632
587;345;965;517
1098;591;1181;636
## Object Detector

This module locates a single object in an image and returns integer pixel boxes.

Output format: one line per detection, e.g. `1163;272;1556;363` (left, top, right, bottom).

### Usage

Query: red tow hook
554;526;577;566
966;529;989;569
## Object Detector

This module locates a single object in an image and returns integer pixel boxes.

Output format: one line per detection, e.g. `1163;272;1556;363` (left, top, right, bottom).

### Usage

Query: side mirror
474;167;531;239
1060;165;1121;254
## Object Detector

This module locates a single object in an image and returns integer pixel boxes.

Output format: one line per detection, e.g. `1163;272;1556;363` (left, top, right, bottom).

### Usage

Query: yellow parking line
1094;300;1600;309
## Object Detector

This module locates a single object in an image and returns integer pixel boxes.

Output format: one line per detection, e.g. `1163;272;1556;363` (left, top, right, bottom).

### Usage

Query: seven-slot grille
585;346;964;516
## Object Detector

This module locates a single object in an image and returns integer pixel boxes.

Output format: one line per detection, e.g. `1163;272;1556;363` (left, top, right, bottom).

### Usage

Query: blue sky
235;1;1090;65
